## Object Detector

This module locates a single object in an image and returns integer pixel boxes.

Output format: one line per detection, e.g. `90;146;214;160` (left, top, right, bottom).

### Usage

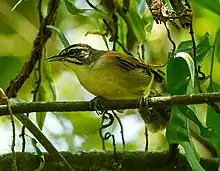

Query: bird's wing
105;51;149;70
105;51;164;83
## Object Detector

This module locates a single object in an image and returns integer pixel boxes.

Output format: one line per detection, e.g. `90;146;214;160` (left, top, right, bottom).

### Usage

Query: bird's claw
139;97;156;123
90;96;106;115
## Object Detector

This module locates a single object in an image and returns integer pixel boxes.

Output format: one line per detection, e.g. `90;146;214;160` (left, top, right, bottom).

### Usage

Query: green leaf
206;82;220;156
166;107;203;171
214;28;220;63
36;85;47;130
167;51;196;94
166;53;206;170
46;25;70;48
176;33;211;65
191;0;220;16
206;105;220;156
178;106;217;139
31;138;43;156
0;56;23;90
126;9;146;42
64;0;87;15
181;142;205;171
196;33;211;64
166;107;189;143
116;14;128;52
176;40;192;55
30;137;45;171
43;62;56;101
177;52;195;93
166;56;191;95
64;0;110;20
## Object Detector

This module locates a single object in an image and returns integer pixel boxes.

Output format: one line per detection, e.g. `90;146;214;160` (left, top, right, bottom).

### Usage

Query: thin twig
112;110;125;151
38;0;43;23
144;126;148;151
85;0;104;13
0;89;17;171
102;19;133;55
8;102;18;171
164;23;176;54
20;124;26;152
99;111;114;150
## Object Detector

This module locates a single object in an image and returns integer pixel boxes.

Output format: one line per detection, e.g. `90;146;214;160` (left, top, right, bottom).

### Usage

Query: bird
46;43;170;133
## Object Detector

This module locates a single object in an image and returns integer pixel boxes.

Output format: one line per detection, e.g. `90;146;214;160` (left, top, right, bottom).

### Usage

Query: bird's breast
73;65;151;100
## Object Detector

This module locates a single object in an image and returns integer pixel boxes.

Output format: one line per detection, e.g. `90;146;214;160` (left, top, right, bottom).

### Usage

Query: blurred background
0;0;220;157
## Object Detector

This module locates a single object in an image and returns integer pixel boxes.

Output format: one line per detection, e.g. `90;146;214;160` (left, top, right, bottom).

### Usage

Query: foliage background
0;0;220;163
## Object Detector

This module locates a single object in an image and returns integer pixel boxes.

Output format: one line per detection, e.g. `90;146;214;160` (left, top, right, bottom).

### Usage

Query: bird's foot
90;96;107;115
139;97;156;124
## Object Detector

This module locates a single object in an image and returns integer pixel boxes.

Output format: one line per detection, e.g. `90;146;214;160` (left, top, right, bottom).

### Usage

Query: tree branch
5;0;60;98
0;151;218;171
1;92;220;116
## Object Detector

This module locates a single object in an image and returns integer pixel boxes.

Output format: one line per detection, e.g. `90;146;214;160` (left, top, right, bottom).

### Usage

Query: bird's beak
45;54;65;62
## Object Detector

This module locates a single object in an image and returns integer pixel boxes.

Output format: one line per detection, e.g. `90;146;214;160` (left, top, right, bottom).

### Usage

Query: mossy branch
0;151;218;171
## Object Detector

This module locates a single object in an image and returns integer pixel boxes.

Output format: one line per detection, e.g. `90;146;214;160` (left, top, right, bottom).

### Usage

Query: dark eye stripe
65;59;83;65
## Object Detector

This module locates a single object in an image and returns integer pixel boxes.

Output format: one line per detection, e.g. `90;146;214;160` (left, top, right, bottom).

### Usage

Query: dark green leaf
166;107;203;171
206;82;220;156
178;106;217;139
176;40;192;55
206;105;220;156
166;107;189;143
166;53;206;170
176;33;211;65
166;56;191;95
176;52;195;94
196;33;211;64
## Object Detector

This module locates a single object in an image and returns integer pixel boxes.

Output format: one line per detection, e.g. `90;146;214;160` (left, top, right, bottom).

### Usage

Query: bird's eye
68;49;75;56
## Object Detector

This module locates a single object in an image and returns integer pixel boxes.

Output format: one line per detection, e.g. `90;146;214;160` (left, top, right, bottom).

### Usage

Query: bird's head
46;43;106;67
